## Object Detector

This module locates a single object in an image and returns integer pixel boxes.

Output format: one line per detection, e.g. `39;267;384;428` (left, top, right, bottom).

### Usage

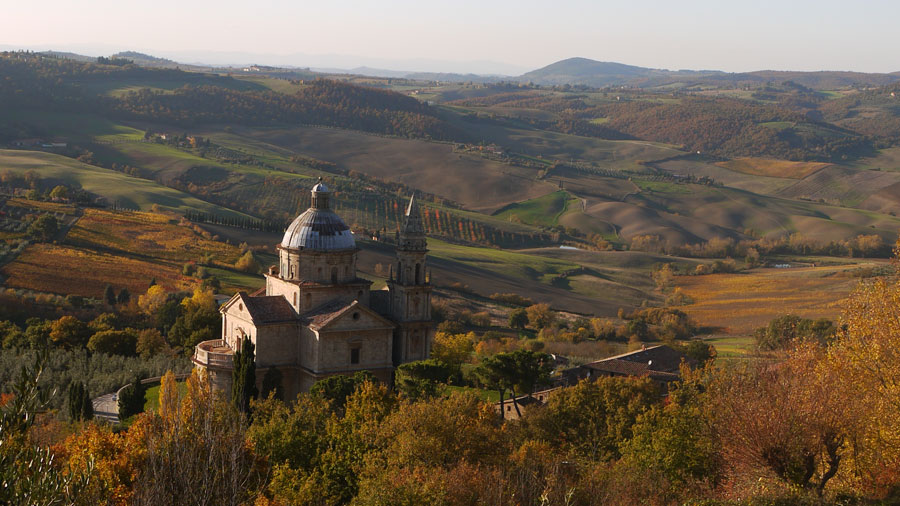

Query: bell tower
387;195;432;365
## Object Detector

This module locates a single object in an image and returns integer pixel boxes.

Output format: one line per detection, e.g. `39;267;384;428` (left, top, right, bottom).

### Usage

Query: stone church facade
193;180;433;399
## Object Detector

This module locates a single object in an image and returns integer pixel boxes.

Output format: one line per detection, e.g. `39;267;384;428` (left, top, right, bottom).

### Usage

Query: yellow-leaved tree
829;247;900;496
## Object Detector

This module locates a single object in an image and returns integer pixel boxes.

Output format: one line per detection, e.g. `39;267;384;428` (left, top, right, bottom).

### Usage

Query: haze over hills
519;57;900;89
10;46;900;89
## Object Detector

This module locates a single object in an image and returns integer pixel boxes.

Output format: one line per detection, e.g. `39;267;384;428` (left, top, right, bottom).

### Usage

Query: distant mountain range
519;57;900;89
19;49;900;89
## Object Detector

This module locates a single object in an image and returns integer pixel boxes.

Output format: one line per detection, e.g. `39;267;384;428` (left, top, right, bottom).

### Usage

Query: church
192;179;433;399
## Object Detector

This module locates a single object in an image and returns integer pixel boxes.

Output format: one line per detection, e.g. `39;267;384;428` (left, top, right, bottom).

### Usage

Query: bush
27;214;58;242
754;315;836;350
87;329;138;356
489;293;534;307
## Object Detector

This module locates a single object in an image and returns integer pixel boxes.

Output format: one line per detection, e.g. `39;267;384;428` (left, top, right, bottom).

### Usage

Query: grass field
704;335;757;359
853;147;900;171
143;381;187;412
229;125;558;213
493;190;575;227
0;150;250;220
428;238;579;284
716;157;830;179
674;262;877;336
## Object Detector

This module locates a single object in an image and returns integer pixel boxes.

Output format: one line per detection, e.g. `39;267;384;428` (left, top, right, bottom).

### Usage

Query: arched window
305;293;311;308
331;267;338;284
357;290;363;301
415;263;421;285
293;293;297;307
397;262;402;283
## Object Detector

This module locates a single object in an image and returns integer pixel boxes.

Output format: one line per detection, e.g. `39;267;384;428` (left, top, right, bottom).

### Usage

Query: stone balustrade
193;339;234;369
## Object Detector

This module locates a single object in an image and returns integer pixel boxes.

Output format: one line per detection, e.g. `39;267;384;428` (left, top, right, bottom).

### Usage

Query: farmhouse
193;180;433;399
562;344;692;387
497;345;693;420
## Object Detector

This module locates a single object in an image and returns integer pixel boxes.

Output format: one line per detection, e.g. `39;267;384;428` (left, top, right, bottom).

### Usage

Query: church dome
281;179;356;251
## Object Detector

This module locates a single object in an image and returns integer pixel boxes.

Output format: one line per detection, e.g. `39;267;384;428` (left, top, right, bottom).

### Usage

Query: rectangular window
350;347;360;365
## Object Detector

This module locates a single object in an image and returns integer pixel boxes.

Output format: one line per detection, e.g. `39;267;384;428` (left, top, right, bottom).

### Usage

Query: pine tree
117;288;130;305
232;335;258;414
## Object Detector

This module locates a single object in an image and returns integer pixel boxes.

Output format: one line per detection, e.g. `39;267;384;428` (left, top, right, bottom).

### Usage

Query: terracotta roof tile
240;294;297;324
584;358;650;376
303;300;355;329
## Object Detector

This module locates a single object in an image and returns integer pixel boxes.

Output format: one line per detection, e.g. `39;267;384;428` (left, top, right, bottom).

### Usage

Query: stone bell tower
387;195;432;365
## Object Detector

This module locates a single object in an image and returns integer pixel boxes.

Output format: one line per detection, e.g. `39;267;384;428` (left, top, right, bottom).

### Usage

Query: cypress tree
104;285;117;306
232;335;258;414
67;381;84;421
67;381;94;422
80;386;93;421
117;376;146;419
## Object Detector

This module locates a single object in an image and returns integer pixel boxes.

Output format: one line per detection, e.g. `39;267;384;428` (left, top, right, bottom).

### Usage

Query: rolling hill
518;57;900;89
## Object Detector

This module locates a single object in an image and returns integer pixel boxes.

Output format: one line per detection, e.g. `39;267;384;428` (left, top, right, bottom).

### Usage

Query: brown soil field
229;126;558;213
717;157;830;179
675;264;878;335
776;165;900;208
655;159;795;195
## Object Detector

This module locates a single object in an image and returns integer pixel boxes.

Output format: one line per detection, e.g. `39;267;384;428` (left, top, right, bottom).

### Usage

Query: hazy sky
4;0;898;74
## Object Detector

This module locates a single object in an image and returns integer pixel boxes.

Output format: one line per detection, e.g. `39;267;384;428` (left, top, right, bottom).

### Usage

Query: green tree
67;381;93;422
49;315;90;348
87;329;138;356
49;185;69;200
0;321;26;349
27;214;58;242
522;376;660;461
621;383;720;491
103;284;117;306
116;287;131;305
310;370;375;413
117;376;147;419
232;335;258;414
394;359;453;401
248;394;332;473
508;307;528;330
24;318;52;348
682;340;717;365
475;349;553;418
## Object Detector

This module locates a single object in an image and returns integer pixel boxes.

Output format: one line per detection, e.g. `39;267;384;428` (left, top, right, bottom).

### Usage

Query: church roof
281;181;355;251
303;299;396;331
229;292;297;324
